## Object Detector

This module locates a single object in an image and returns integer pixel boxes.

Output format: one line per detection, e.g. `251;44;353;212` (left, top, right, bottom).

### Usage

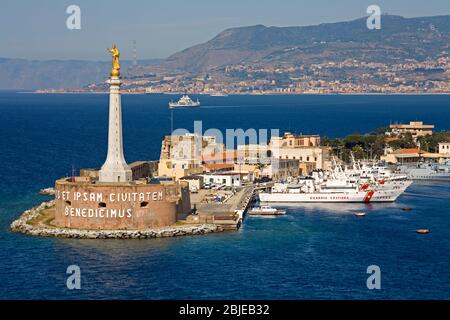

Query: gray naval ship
396;161;450;180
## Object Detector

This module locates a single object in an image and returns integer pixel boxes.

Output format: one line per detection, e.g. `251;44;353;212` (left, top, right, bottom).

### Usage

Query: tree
417;132;450;153
320;126;434;163
352;145;366;160
388;134;416;150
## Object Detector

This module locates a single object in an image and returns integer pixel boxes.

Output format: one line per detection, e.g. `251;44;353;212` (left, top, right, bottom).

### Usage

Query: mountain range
1;14;449;89
0;58;161;90
153;14;450;73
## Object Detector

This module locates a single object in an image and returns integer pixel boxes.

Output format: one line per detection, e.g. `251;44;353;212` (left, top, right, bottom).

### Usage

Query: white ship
259;179;411;203
396;161;450;181
259;159;412;203
168;95;200;108
249;206;286;216
210;92;228;97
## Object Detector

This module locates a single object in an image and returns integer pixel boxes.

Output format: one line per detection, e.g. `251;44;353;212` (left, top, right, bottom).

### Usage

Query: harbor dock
182;185;256;230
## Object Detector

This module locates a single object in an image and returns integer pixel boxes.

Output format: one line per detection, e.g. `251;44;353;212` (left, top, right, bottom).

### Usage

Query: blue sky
1;0;449;60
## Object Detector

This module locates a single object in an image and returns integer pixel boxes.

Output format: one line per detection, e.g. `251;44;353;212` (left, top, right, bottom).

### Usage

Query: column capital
106;77;122;86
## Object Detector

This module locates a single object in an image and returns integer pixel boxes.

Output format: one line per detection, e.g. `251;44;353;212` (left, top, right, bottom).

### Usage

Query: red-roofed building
381;148;440;163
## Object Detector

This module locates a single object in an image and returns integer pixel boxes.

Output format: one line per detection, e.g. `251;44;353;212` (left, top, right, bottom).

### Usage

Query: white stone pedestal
99;77;132;183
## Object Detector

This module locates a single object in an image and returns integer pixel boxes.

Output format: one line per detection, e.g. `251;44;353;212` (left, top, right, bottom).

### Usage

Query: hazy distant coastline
3;14;450;94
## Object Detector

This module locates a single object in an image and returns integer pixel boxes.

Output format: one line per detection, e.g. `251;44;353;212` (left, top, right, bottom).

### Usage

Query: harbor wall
10;200;222;239
54;179;190;230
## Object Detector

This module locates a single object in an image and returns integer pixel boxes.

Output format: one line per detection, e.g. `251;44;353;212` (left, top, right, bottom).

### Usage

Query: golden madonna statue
108;44;121;77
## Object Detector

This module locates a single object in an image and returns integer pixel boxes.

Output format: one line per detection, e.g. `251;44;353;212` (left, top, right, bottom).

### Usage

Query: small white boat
168;95;200;108
249;206;286;216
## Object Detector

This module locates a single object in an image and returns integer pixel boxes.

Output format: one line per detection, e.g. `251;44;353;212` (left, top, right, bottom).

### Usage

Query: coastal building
274;133;321;147
79;161;158;182
235;153;301;180
53;45;191;230
233;163;261;180
439;142;450;154
237;144;271;164
158;159;204;181
129;161;159;180
180;175;204;191
203;163;235;173
261;159;300;180
438;143;450;162
201;172;242;187
270;133;331;174
157;133;219;180
389;121;434;138
233;133;330;177
202;150;238;165
381;142;450;164
381;148;440;164
157;131;329;181
80;168;100;179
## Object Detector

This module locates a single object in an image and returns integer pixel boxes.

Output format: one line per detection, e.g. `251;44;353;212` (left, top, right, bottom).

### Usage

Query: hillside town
38;55;450;95
144;56;450;95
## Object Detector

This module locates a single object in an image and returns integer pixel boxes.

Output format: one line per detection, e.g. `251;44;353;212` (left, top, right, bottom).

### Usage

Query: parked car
190;186;199;193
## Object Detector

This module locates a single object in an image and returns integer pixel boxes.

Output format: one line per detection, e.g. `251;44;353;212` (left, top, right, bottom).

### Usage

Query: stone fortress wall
54;178;191;230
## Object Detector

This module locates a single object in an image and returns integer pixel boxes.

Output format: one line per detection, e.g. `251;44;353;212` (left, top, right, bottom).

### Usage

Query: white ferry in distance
168;95;200;109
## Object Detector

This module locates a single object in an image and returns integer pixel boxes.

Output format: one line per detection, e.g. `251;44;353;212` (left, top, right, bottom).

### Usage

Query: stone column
99;76;132;183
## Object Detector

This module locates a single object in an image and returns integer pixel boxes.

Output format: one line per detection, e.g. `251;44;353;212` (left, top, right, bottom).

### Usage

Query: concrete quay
185;185;256;230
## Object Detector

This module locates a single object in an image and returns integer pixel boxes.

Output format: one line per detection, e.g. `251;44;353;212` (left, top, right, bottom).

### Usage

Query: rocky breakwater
11;201;223;239
38;187;55;196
